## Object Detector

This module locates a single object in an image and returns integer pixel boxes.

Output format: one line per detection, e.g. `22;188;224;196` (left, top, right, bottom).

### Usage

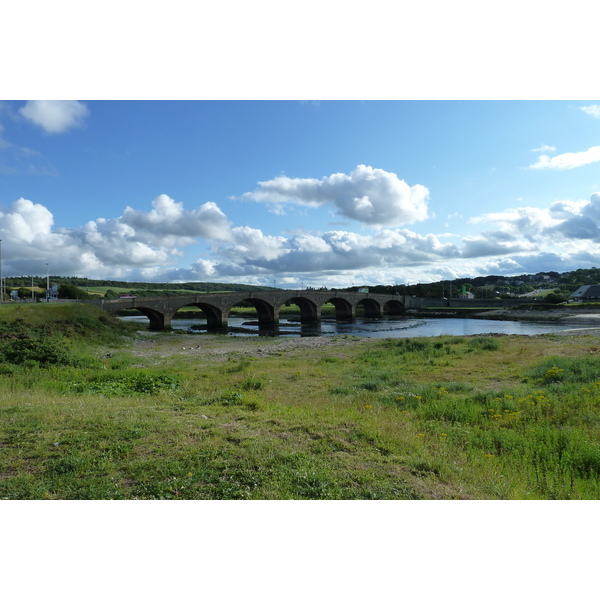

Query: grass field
1;303;600;499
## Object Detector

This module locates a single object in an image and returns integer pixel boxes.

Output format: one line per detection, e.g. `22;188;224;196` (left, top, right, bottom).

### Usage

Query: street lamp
46;263;50;302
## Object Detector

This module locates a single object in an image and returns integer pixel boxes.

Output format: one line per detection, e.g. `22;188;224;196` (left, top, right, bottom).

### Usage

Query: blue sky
2;99;600;287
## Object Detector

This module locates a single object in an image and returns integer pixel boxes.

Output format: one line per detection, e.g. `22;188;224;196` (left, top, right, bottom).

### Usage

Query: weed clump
69;372;181;396
468;336;500;351
527;356;600;385
0;320;76;366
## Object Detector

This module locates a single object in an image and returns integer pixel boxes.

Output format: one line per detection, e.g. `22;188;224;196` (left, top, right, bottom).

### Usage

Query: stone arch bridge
89;290;412;331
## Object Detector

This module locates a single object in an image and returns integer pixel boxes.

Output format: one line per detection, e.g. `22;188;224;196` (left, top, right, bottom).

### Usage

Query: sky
2;99;600;288
2;2;599;290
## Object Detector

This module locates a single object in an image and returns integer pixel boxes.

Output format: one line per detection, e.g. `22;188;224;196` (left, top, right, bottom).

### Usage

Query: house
570;285;600;301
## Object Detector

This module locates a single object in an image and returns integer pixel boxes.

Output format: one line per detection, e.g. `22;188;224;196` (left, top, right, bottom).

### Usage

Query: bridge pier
148;313;172;331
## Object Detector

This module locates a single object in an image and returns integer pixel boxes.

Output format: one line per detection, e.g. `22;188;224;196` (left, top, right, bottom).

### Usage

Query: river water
120;315;590;338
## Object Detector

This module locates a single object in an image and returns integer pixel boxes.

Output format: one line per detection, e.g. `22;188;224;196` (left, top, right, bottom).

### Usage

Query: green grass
3;304;600;499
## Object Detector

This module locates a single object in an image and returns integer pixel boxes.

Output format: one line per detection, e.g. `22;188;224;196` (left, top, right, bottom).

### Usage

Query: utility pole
46;263;50;302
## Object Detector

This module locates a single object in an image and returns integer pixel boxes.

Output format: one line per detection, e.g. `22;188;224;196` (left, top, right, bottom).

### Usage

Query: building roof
570;285;600;299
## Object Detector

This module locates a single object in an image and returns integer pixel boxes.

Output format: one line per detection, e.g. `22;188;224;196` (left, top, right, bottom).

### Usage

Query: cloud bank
3;173;600;286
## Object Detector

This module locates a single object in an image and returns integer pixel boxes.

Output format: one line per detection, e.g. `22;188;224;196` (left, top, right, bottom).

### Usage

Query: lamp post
46;263;50;302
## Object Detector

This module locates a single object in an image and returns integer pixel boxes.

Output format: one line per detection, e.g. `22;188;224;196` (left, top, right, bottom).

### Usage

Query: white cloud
471;193;600;249
0;198;54;243
528;146;600;170
470;206;559;240
7;189;600;287
122;194;231;243
19;100;89;134
227;226;290;261
581;105;600;119
241;165;430;227
461;232;534;258
0;194;233;278
531;144;556;153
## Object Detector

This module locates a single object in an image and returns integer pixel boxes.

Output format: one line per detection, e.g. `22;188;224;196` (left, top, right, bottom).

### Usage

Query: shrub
70;372;181;396
0;320;76;366
528;356;600;385
468;337;500;351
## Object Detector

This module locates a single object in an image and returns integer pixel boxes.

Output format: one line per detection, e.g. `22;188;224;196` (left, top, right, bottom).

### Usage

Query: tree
58;283;90;300
544;292;567;304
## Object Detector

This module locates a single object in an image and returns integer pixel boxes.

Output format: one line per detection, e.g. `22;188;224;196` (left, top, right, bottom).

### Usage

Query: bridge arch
172;301;226;329
130;306;170;331
382;298;405;315
280;296;320;323
356;297;382;318
229;297;279;327
324;297;354;320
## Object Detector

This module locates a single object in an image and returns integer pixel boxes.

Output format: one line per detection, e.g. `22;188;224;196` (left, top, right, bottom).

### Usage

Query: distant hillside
3;276;273;299
4;266;600;300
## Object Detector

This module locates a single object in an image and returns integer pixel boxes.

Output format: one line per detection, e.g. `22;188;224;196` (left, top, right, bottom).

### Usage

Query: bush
0;320;76;366
69;372;181;396
528;356;600;385
468;337;500;351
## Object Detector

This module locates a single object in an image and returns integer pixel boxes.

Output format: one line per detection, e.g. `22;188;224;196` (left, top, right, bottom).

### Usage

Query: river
119;315;590;338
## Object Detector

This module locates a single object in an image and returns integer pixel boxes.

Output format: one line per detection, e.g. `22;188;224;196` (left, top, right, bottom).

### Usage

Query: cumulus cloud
470;193;600;251
195;226;461;282
581;105;600;119
0;198;54;243
528;146;600;170
19;101;89;134
121;194;231;243
0;194;234;278
470;206;559;241
7;188;600;288
461;232;534;258
241;165;430;227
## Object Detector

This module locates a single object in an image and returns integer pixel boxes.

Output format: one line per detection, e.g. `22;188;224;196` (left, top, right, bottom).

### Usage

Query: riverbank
407;305;600;323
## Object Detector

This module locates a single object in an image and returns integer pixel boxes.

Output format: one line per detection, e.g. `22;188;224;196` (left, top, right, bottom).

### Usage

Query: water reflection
120;315;583;338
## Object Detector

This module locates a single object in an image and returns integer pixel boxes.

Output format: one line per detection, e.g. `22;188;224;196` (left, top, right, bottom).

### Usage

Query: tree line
3;267;600;301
